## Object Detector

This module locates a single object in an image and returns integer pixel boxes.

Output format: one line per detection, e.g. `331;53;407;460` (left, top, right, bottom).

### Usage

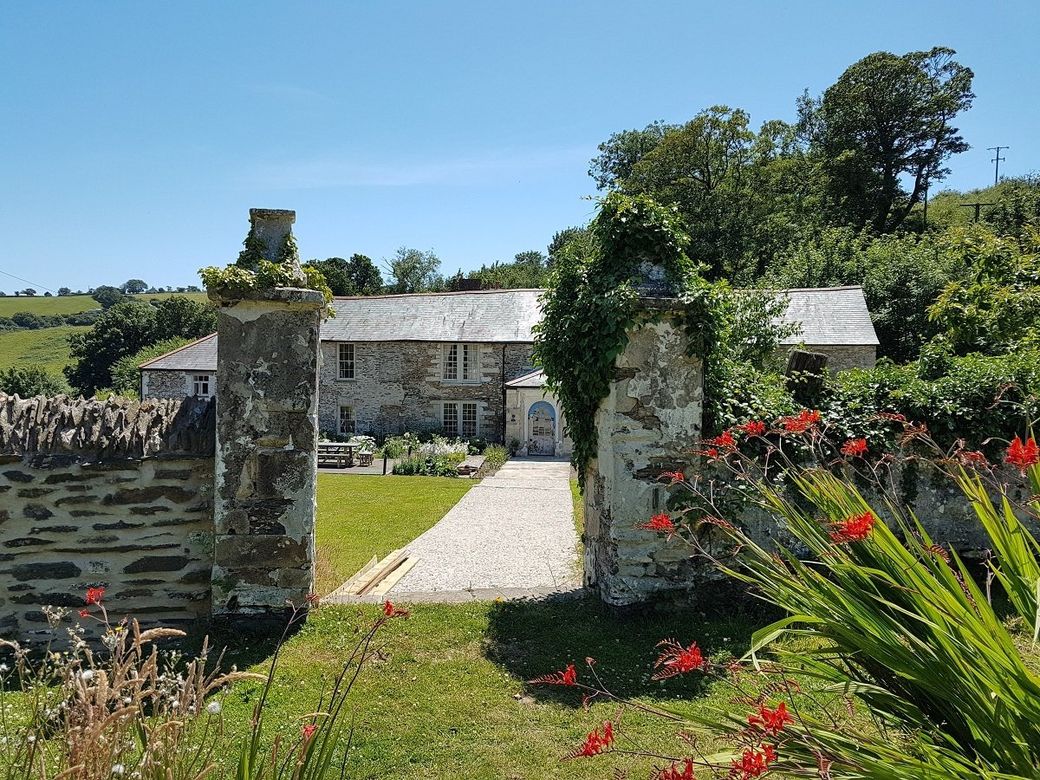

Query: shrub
0;366;71;397
531;419;1040;778
110;337;190;396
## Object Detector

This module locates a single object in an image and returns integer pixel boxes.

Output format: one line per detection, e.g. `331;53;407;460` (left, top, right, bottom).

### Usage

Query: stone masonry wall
318;340;536;441
776;344;876;372
0;393;215;641
582;307;705;606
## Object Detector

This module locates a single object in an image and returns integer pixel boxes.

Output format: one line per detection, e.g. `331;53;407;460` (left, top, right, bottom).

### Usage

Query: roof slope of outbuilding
778;286;879;346
138;286;878;372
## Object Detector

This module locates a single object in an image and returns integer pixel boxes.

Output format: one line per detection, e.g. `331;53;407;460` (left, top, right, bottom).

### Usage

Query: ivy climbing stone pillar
583;292;705;606
209;209;324;618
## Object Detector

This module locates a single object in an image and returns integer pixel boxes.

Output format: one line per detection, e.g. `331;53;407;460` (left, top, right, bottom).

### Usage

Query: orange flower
829;511;876;544
710;431;737;450
565;721;615;759
657;758;696;779
85;587;105;605
383;600;409;618
739;420;766;436
637;514;676;534
840;438;868;457
652;639;706;680
779;409;821;434
530;663;577;687
747;701;793;735
730;744;776;778
1005;436;1039;473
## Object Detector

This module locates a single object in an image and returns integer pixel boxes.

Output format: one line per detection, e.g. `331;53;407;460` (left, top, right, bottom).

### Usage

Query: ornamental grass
0;597;407;779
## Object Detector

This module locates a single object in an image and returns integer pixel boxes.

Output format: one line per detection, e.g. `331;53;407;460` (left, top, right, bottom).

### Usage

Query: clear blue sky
2;1;1037;292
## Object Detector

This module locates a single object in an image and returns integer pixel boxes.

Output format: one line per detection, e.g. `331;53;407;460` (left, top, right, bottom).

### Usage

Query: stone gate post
582;294;705;606
209;209;324;618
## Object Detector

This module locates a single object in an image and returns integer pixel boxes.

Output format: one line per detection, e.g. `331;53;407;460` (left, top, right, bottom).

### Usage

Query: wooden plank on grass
330;554;379;597
356;548;409;595
370;556;418;596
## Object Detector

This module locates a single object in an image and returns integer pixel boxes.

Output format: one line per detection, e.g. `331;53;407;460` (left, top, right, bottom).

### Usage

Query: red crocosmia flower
829;511;876;544
530;663;577;687
652;639;706;680
301;723;317;741
1005;436;1040;473
730;745;776;779
637;514;677;534
840;438;868;457
658;758;696;780
78;609;90;618
659;470;685;484
710;431;737;450
740;420;766;436
779;409;821;434
382;600;409;618
85;587;105;605
705;447;719;459
748;701;793;735
565;721;615;759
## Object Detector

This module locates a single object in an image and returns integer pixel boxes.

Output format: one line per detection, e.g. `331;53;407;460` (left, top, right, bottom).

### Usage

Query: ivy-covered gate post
583;288;705;606
208;209;324;620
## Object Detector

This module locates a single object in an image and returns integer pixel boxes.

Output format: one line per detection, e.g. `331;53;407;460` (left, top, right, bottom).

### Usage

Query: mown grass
314;474;473;594
0;325;88;374
207;594;776;780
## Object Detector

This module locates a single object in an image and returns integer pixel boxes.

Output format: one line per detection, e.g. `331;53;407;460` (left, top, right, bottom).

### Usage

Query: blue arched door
527;401;556;455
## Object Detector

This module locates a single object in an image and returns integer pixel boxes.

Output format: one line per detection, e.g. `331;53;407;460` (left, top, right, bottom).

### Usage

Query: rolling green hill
0;292;206;319
0;292;209;383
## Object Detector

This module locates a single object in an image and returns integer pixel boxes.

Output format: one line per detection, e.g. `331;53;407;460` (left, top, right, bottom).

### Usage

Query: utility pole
960;202;996;222
987;145;1008;186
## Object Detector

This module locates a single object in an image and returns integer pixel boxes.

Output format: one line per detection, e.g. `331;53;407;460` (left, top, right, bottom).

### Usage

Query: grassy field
0;292;208;379
0;292;206;318
0;325;89;374
314;474;474;594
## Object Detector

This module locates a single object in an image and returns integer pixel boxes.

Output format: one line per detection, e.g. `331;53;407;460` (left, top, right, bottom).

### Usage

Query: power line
987;145;1009;186
0;268;56;295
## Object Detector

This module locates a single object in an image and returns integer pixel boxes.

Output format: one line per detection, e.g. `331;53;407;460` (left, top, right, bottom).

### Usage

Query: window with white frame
338;343;355;380
442;401;478;438
338;404;355;435
192;374;211;397
441;343;479;382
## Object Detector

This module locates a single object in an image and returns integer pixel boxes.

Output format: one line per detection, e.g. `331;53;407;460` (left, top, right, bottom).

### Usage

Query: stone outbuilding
139;286;879;444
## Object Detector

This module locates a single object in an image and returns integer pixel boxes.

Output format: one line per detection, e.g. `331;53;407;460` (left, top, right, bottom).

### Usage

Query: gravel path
388;458;579;595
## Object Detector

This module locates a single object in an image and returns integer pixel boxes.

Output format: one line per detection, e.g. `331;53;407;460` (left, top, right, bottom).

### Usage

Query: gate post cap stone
207;286;326;309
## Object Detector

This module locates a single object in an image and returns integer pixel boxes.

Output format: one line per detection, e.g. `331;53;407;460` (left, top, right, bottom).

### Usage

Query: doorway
527;401;556;456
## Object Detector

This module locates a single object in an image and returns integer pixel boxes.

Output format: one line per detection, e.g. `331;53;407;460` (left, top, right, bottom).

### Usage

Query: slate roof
505;369;548;389
139;286;878;372
138;333;219;372
322;289;543;342
778;286;879;346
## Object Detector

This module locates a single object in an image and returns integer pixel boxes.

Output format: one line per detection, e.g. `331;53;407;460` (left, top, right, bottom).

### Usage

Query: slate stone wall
318;340;536;441
0;393;215;641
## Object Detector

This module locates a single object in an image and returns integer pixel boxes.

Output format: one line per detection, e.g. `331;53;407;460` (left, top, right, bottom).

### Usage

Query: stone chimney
209;208;323;621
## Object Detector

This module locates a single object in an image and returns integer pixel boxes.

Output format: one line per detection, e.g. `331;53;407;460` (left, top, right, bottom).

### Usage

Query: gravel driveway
387;457;579;597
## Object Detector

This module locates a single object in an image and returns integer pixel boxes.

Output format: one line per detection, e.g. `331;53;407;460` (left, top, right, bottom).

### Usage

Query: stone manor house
139;286;878;456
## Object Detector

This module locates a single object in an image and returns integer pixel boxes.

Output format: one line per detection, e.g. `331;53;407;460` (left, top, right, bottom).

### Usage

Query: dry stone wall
0;394;215;641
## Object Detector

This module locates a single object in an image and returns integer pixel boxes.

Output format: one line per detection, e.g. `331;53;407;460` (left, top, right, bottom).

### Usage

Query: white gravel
390;458;579;594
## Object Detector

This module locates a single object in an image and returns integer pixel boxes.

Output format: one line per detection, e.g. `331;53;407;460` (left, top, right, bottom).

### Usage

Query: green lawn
314;474;474;594
0;325;88;373
209;596;771;780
